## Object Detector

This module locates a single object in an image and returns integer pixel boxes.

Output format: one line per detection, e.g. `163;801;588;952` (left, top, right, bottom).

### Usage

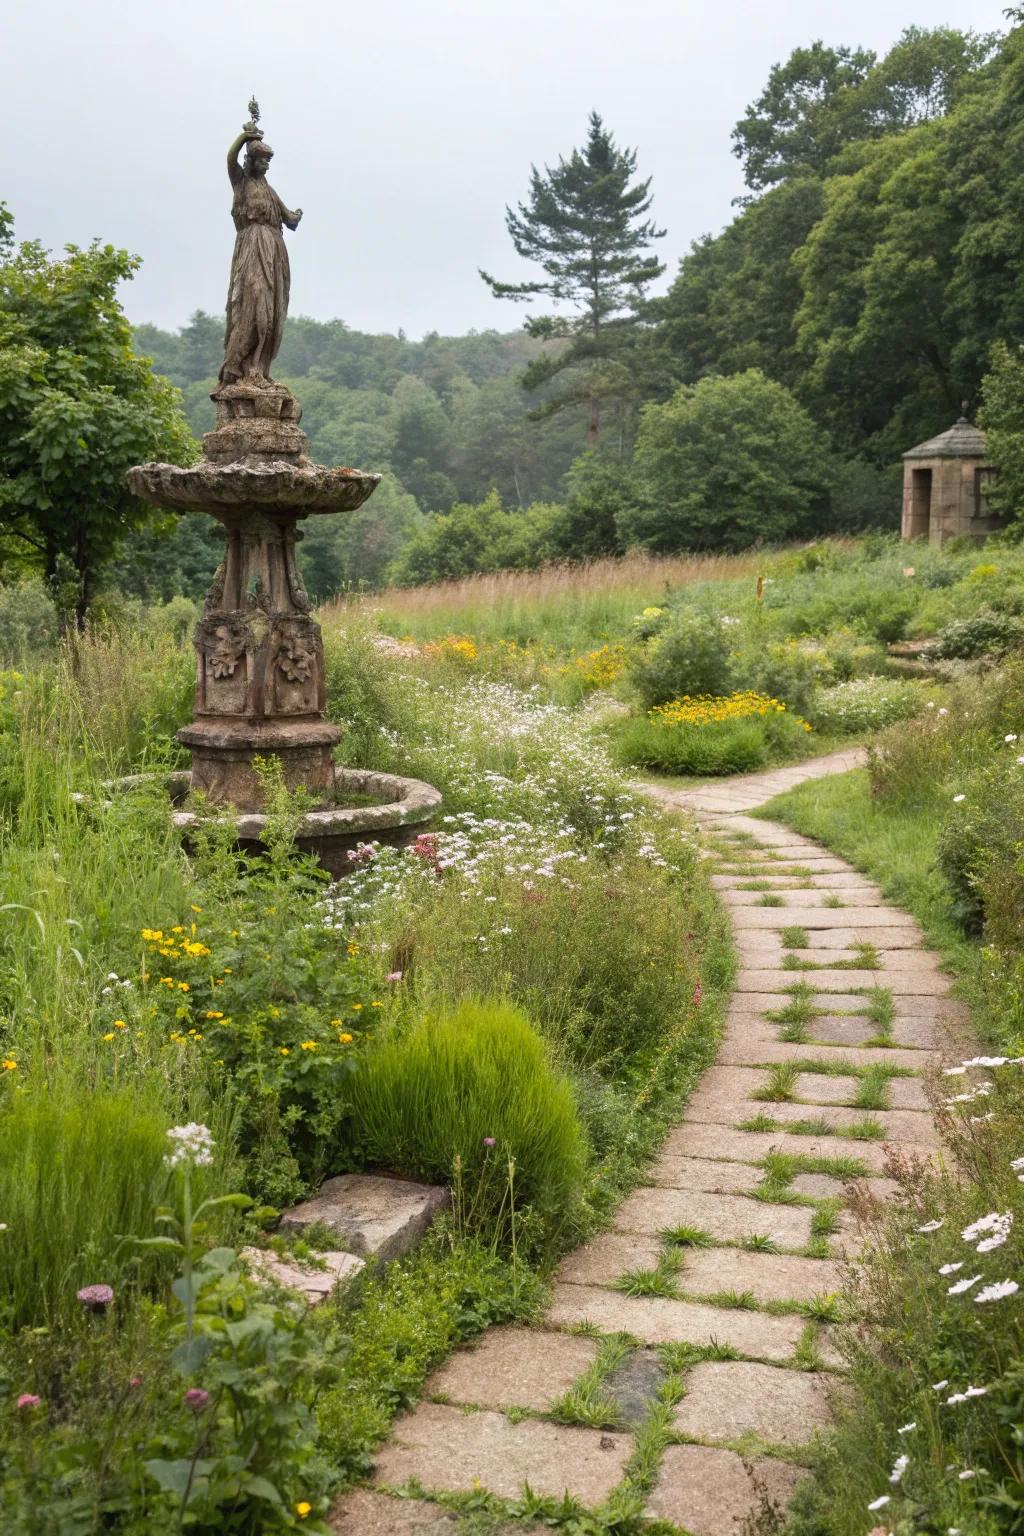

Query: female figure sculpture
219;113;302;385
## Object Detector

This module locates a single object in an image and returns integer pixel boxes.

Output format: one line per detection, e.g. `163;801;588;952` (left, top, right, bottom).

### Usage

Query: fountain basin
127;460;381;516
78;766;442;878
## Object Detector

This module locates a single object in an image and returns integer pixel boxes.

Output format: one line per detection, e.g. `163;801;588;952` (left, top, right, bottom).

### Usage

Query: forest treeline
5;18;1024;612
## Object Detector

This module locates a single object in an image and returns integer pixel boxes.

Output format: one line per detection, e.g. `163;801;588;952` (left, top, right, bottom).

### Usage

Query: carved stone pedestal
128;381;381;815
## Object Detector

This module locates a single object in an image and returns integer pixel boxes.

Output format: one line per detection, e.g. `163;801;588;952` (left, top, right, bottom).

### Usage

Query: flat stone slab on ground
646;1443;807;1536
664;1121;898;1173
730;906;920;932
793;1072;858;1104
329;1491;460;1535
767;1100;938;1146
680;1246;845;1304
280;1174;449;1262
240;1246;364;1304
372;1401;631;1505
672;1360;834;1447
547;1284;806;1361
425;1327;599;1412
612;1185;814;1247
888;1076;931;1110
716;1029;937;1073
555;1231;661;1286
647;1153;763;1194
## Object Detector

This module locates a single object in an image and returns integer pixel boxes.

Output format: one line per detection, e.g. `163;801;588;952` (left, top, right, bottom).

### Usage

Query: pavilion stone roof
903;416;988;461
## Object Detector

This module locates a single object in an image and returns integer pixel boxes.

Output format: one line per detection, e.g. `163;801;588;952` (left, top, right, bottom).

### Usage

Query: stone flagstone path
331;749;969;1536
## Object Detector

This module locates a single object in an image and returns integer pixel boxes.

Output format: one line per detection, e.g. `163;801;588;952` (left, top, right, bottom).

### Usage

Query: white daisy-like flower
938;707;949;717
975;1279;1019;1303
868;1495;891;1511
898;1421;916;1434
1011;1156;1024;1171
958;1469;976;1480
890;1454;908;1483
953;793;966;803
933;1380;949;1391
939;1262;964;1275
1006;734;1018;743
917;1219;944;1232
948;1274;982;1295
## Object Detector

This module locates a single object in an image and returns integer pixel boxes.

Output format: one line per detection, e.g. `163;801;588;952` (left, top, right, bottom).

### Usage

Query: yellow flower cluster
423;633;479;662
650;691;812;731
566;643;628;688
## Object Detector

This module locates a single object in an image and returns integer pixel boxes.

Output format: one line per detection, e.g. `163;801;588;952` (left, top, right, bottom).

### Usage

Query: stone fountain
126;102;440;872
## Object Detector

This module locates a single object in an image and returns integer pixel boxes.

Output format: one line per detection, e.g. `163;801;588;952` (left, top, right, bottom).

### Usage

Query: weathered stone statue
220;102;302;385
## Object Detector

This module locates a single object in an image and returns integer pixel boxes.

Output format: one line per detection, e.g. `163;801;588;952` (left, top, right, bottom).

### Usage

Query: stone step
546;1284;808;1360
647;1444;807;1536
671;1359;835;1448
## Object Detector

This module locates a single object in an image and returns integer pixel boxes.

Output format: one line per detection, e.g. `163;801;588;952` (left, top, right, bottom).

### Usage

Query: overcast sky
6;0;1011;340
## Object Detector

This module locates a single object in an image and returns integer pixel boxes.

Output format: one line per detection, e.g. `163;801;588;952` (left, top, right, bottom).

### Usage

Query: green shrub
0;580;57;665
809;676;929;735
733;635;822;715
347;999;587;1247
616;713;767;775
629;607;734;707
933;605;1024;659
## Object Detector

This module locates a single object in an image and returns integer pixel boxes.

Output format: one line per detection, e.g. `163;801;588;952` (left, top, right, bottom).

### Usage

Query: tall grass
348;999;587;1249
327;550;764;648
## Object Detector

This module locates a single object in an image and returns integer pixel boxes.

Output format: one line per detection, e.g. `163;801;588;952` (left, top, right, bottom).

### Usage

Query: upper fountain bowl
127;459;381;517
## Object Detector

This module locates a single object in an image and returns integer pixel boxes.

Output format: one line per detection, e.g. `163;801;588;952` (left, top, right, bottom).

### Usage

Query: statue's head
245;140;274;178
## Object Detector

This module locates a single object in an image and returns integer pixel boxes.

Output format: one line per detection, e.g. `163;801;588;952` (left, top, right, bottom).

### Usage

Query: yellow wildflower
296;1504;311;1521
346;942;360;957
140;929;163;942
371;1001;383;1008
177;982;190;993
159;977;175;987
351;1003;363;1012
2;1059;16;1071
205;1011;224;1020
102;1032;115;1042
330;1018;342;1027
191;905;203;914
338;1033;353;1044
170;926;184;935
279;1047;291;1056
113;1019;126;1030
300;1040;318;1051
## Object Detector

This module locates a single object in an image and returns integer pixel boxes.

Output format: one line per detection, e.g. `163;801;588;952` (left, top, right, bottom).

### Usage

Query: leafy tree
622;370;833;552
0;222;194;623
481;111;665;440
298;477;424;597
388;491;566;585
732;29;994;192
979;341;1024;526
732;41;877;191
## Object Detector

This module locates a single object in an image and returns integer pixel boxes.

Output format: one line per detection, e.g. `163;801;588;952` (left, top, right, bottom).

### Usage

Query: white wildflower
958;1469;976;1480
939;1263;964;1275
1006;734;1018;743
948;1274;982;1295
164;1122;215;1170
897;1421;916;1434
953;793;966;803
975;1279;1019;1303
917;1219;944;1233
889;1454;908;1483
933;1380;949;1391
867;1495;890;1511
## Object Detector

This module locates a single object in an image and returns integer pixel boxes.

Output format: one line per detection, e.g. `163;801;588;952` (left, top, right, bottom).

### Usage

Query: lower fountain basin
81;766;441;878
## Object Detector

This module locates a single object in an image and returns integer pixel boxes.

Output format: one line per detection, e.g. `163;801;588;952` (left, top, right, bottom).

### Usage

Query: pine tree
480;112;665;442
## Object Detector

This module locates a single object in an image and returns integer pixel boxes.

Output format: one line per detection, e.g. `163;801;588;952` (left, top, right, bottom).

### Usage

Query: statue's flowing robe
219;175;290;383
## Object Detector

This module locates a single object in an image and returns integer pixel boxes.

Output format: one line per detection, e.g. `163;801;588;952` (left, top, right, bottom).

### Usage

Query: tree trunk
588;394;600;443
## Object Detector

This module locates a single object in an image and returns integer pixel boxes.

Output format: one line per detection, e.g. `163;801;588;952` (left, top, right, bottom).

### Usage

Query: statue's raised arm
218;103;298;386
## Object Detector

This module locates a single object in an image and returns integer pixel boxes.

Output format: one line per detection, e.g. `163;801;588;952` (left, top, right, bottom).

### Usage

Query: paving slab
612;1185;814;1247
646;1443;807;1536
280;1174;449;1262
680;1247;845;1304
765;1101;939;1146
888;1076;932;1110
793;1073;859;1105
329;1490;461;1535
716;1029;937;1073
372;1402;631;1505
647;1154;763;1194
736;968;948;995
673;1360;834;1447
547;1284;806;1360
604;1348;666;1426
730;908;920;931
425;1327;600;1412
801;927;923;950
555;1231;662;1286
240;1246;364;1304
711;874;879;891
664;1121;901;1173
